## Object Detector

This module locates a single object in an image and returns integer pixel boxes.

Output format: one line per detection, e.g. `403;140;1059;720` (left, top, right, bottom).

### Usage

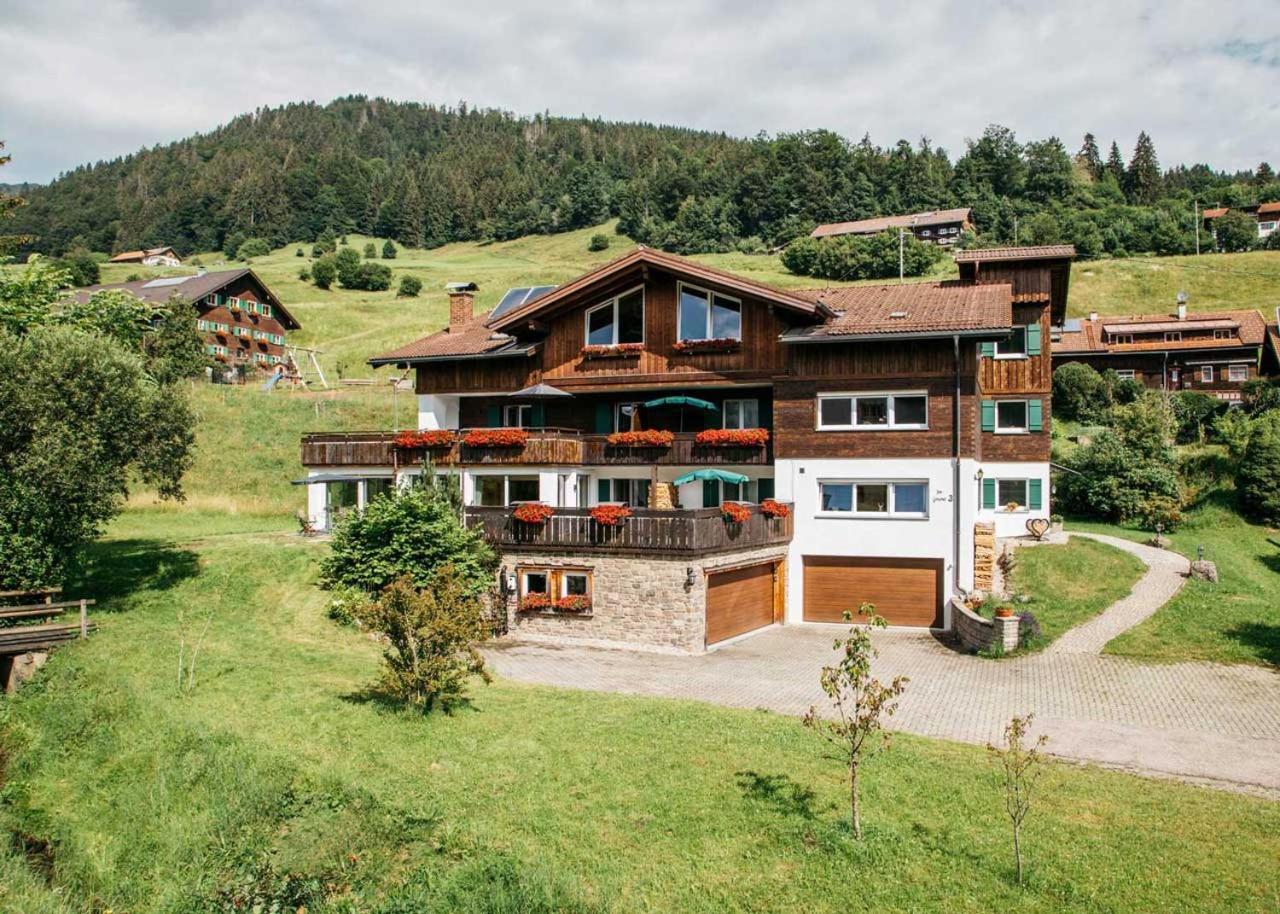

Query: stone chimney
446;283;477;331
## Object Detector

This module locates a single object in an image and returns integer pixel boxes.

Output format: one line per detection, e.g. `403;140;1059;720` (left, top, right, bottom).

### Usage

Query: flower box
760;498;790;519
512;502;555;525
462;427;529;448
519;594;592;614
394;429;456;449
520;593;553;612
721;501;751;524
590;504;632;526
673;337;741;354
554;596;592;613
694;428;770;447
580;343;644;360
607;429;674;448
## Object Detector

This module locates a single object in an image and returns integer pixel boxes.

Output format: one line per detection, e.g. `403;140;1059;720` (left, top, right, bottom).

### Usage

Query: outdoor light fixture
975;468;985;482
1197;545;1205;562
685;567;696;588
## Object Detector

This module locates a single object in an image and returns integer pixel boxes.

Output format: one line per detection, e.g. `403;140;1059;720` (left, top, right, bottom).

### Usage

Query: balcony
301;429;772;468
464;504;793;557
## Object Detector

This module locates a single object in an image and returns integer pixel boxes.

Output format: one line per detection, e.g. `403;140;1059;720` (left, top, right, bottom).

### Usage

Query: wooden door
802;556;943;628
706;562;776;645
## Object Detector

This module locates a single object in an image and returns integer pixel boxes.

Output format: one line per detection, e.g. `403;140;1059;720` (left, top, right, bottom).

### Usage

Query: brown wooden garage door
706;562;778;645
803;556;943;628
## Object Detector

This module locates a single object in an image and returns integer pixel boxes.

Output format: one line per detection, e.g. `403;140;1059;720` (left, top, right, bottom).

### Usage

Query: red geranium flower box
673;337;741;354
555;596;592;613
462;427;529;448
607;429;674;448
520;593;553;612
580;343;644;359
394;429;456;449
512;502;555;525
760;498;791;519
694;428;770;447
721;501;752;524
590;504;633;526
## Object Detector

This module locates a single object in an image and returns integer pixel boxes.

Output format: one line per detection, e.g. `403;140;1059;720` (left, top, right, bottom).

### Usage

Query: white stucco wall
417;394;460;431
975;460;1052;538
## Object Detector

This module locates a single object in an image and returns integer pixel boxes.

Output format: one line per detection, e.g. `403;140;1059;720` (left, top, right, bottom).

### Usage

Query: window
1110;333;1134;345
1213;329;1233;341
261;304;273;319
920;229;932;236
819;481;929;518
616;401;643;432
997;479;1028;509
1200;366;1214;383
1165;331;1182;342
518;567;593;611
723;399;760;429
677;283;742;341
995;400;1029;432
599;477;650;506
562;571;590;598
1260;221;1277;231
504;404;532;427
1229;364;1248;382
521;570;549;597
817;392;928;430
584;287;644;346
474;474;540;507
995;325;1027;358
325;480;358;520
1115;369;1135;380
363;477;393;504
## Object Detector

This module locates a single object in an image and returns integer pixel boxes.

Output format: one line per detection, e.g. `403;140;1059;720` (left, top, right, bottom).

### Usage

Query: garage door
803;557;943;628
706;562;778;646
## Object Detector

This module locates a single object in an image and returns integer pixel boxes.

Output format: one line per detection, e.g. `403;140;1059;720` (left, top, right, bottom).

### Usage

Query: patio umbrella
672;468;749;486
643;394;717;432
509;383;572;399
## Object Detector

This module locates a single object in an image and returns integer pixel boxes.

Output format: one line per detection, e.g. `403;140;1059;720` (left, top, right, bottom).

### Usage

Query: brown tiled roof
369;316;533;365
1258;202;1280;216
953;244;1076;263
1053;309;1267;354
811;208;972;239
1201;207;1229;219
784;281;1012;340
108;246;178;262
72;268;300;329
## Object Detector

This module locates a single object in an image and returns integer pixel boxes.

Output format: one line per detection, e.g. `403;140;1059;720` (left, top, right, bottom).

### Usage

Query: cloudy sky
2;0;1276;183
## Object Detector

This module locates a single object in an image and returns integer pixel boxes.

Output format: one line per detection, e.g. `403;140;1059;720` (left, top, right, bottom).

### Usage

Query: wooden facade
1054;349;1262;396
196;273;292;368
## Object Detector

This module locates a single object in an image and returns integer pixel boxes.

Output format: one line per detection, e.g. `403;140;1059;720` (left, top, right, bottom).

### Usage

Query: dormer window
1164;331;1182;342
1110;333;1134;345
677;283;741;342
1213;329;1233;341
584;286;644;347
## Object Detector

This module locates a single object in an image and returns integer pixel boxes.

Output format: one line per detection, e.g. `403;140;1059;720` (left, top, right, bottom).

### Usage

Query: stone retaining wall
496;546;789;654
952;598;1020;654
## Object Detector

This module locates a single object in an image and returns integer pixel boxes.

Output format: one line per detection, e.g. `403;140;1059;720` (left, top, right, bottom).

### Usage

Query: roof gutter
367;345;537;368
779;327;1010;344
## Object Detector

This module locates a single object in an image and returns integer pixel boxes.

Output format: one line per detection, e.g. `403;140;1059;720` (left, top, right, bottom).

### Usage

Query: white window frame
994;399;1030;434
560;570;591;599
722;398;760;429
996;479;1030;512
676;281;742;342
615;401;644;432
1110;333;1134;345
1259;221;1277;232
1228;364;1248;382
473;473;541;507
817;479;930;519
1200;365;1214;383
504;404;533;427
520;568;551;598
816;391;929;431
1164;331;1182;342
583;284;645;347
994;325;1029;359
1115;369;1136;381
1213;329;1232;341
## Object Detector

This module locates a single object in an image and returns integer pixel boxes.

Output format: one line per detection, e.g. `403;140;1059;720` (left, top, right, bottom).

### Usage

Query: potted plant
520;593;553;612
760;498;790;519
720;501;751;524
693;428;770;447
462;427;529;448
554;595;592;613
580;342;644;359
1005;501;1021;513
672;337;741;354
394;429;456;449
590;504;632;526
512;502;555;525
606;429;674;447
1050;513;1064;535
993;602;1015;619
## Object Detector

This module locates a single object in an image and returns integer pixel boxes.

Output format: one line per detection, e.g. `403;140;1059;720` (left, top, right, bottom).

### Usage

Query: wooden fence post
79;599;88;639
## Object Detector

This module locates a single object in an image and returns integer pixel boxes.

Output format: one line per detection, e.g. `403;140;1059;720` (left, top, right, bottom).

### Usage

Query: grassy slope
1009;538;1146;647
2;512;1277;913
1067;250;1280;318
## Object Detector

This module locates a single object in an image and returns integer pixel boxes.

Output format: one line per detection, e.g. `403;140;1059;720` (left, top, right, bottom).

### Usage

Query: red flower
590;504;633;526
694;428;770;447
463;427;529;448
555;595;592;613
580;343;644;359
394;429;456;449
520;593;553;612
672;337;741;354
607;429;674;447
512;502;555;525
721;501;752;524
760;498;791;519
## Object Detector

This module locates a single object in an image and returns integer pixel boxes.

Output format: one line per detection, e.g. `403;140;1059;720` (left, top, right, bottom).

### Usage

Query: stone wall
952;598;1020;654
496;546;789;654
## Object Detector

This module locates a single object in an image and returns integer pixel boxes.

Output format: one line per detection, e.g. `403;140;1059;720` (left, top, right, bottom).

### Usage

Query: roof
811;208;972;239
72;268;300;330
783;281;1012;341
1053;309;1268;354
487;246;831;331
108;246;178;262
1259;202;1280;216
1201;207;1229;219
368;316;534;366
952;244;1076;263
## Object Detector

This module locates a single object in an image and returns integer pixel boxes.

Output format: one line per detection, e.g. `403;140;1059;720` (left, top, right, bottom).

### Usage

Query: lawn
1007;537;1146;649
1;508;1278;914
1067;249;1280;318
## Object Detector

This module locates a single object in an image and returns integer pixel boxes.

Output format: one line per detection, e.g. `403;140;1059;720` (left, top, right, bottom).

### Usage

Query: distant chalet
811;208;973;246
107;246;182;267
72;268;300;370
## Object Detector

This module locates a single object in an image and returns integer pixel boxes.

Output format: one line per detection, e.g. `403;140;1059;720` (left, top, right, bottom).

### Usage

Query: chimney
1176;290;1188;321
1089;311;1098;323
446;282;477;331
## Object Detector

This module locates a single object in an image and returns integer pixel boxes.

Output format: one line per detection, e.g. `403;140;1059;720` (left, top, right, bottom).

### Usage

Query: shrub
1213;408;1255;462
1241;379;1280;415
1171;391;1227;444
1214;210;1258;253
236;237;270;259
1017;611;1043;650
781;231;942;281
356;262;393;291
1136;494;1183;532
51;247;100;287
382;239;397;259
587;233;610;252
295;248;304;257
311;256;337;289
222;231;246;260
397;275;422;297
363;241;377;258
1237;410;1280;525
326;584;371;626
297;267;311;282
334;247;363;287
1052;363;1108;423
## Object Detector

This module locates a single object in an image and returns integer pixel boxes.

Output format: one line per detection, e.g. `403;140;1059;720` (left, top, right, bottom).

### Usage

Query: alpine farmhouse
301;245;1071;652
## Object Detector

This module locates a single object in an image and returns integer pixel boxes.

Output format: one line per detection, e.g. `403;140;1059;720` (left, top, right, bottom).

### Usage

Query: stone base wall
952;598;1020;654
496;546;789;654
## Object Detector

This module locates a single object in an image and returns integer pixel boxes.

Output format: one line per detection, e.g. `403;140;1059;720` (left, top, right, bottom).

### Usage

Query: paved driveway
488;626;1280;796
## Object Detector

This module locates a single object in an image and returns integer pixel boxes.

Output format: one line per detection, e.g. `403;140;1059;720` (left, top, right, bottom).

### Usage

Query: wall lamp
685;567;697;589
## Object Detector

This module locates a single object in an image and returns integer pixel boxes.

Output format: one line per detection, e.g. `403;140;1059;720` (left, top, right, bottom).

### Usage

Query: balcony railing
464;504;793;557
302;429;772;468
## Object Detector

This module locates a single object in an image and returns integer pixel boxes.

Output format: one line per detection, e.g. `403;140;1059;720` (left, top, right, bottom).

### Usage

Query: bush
222;231;246;260
1136;494;1183;532
326;584;371;627
1052;363;1108;423
356;262;393;291
397;275;423;297
1171;391;1227;444
363;242;377;258
311;256;337;290
295;248;304;257
297;267;311;282
235;237;270;260
382;239;397;259
1241;379;1280;415
781;230;942;281
1101;370;1145;406
1214;210;1258;253
1017;612;1043;650
587;233;610;252
1237;410;1280;525
334;247;363;288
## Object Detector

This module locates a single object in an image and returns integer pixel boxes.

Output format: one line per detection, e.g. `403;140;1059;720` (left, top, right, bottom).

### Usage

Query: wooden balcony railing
464;504;793;557
302;429;772;468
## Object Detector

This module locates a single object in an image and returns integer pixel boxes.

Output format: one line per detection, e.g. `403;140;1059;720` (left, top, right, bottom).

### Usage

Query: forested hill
10;95;1278;260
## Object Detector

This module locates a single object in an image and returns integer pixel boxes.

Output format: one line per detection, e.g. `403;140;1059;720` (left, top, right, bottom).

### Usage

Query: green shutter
1028;399;1043;432
757;478;775;500
1029;479;1043;511
1026;323;1042;356
597;478;611;503
980;341;996;359
531;402;545;428
485;405;501;427
758;397;773;431
702;479;719;508
981;400;996;432
594;402;613;433
982;478;996;510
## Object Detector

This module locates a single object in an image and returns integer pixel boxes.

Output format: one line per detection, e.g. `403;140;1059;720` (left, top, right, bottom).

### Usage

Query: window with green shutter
597;478;611;503
980;400;996;432
1026;323;1042;356
485;405;502;427
1029;479;1043;510
1028;399;1043;432
982;477;996;509
702;479;720;508
980;341;996;359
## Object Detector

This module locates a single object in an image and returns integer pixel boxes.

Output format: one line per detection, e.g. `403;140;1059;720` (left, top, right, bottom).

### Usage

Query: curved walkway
1041;532;1188;655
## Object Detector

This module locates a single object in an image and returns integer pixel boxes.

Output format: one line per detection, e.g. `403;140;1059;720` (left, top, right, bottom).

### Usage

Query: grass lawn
1007;537;1146;649
1067;249;1280;317
1;508;1278;913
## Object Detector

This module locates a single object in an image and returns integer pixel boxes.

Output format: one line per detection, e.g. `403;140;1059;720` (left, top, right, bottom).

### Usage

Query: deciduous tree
988;714;1050;885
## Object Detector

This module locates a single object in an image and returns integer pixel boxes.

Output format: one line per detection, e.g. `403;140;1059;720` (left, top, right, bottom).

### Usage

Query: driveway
487;626;1280;797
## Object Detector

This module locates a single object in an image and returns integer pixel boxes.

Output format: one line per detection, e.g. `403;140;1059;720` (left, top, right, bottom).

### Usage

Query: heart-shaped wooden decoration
1026;517;1051;540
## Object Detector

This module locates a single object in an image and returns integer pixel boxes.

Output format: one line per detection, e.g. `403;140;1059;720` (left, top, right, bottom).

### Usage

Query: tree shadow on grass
65;538;200;612
340;684;481;718
1224;623;1280;668
735;770;818;820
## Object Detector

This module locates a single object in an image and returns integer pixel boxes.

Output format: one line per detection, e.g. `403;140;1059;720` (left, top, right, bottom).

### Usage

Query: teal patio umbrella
672;468;749;486
643;395;717;432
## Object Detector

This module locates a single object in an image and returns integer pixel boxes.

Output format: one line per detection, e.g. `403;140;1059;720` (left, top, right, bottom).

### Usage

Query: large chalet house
301;245;1071;652
1051;303;1269;401
108;246;182;266
74;268;300;371
811;208;973;246
1202;203;1280;244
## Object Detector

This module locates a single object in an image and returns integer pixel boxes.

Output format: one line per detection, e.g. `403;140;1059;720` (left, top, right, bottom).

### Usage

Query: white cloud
1;0;1276;182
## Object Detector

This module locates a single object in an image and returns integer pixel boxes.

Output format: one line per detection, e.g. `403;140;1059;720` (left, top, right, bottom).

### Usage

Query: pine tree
1125;132;1162;205
1256;162;1275;185
1106;141;1126;184
1077;133;1103;180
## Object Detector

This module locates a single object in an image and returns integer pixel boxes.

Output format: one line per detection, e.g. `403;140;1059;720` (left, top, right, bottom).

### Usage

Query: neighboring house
108;246;182;266
811;208;973;245
300;245;1069;652
73;268;300;371
1051;303;1268;402
1202;203;1280;242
